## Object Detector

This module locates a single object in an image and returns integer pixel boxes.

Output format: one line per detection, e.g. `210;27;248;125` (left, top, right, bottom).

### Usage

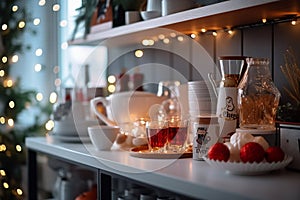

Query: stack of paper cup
188;81;217;117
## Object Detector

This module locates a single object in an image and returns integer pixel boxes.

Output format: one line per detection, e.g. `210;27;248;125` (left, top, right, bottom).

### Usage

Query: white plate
203;155;293;175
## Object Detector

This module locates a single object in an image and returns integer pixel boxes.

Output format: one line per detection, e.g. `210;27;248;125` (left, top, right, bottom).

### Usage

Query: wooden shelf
69;0;300;46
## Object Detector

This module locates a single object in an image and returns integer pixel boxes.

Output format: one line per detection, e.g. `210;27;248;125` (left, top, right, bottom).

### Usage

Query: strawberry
265;146;285;163
208;143;230;162
240;142;265;163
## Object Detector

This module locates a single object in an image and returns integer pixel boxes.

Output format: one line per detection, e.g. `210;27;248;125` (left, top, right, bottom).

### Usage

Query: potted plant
277;48;300;123
276;47;300;171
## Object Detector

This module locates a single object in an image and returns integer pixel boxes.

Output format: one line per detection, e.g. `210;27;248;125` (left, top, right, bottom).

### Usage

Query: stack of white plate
50;113;99;142
188;81;217;117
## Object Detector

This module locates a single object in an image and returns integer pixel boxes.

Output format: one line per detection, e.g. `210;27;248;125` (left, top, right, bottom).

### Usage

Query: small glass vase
237;58;281;130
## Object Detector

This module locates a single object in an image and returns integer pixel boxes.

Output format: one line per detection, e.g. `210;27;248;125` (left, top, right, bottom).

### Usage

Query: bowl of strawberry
203;133;293;175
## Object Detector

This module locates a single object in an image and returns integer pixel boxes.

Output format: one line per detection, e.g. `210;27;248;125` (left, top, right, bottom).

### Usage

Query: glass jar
238;58;281;130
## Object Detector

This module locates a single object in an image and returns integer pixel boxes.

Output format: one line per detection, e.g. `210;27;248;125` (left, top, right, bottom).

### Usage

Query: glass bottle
215;56;247;141
238;58;281;130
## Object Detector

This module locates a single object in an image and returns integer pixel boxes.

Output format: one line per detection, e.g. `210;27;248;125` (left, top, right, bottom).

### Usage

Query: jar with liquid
237;58;281;130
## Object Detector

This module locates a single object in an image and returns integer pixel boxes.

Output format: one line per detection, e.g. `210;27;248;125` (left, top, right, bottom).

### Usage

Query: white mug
88;125;120;150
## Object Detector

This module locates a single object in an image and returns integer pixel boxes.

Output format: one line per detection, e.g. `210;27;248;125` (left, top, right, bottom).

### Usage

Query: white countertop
26;137;300;200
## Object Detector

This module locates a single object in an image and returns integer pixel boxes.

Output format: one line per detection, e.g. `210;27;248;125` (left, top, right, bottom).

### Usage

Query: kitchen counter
26;137;300;200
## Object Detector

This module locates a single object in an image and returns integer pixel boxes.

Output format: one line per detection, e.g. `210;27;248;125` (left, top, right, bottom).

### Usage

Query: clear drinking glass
168;119;189;153
146;121;169;152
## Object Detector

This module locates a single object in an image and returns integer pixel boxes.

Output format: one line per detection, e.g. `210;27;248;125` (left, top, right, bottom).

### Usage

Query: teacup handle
208;72;218;97
90;97;117;126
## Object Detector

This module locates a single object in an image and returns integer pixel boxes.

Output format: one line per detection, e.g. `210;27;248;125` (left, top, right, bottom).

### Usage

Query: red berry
240;142;265;163
208;143;230;162
265;146;285;163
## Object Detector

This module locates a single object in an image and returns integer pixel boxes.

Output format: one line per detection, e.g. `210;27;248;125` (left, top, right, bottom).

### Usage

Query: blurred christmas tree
0;1;51;199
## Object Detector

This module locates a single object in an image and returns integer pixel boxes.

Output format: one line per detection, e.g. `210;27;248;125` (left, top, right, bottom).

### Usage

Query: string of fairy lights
106;15;299;94
0;1;298;197
1;2;298;129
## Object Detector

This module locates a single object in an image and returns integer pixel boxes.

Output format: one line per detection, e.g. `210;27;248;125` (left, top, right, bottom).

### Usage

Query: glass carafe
216;56;247;141
238;58;281;130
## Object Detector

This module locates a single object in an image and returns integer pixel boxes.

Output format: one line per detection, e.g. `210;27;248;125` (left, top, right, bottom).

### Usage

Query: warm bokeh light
39;0;46;6
0;117;5;124
2;56;8;63
12;55;19;63
177;36;184;42
5;79;13;88
148;39;155;46
2;24;8;31
18;21;26;29
34;64;42;72
163;38;170;44
8;101;15;108
7;118;14;127
135;50;143;58
35;48;43;56
3;182;9;189
49;92;58;104
142;39;150;46
36;92;43;101
45;120;55;131
0;70;5;77
33;18;41;25
190;33;196;39
107;75;116;83
108;85;116;93
158;34;165;40
0;144;7;152
201;28;207;33
12;5;18;12
0;169;6;176
170;32;176;38
142;39;154;46
16;188;23;196
53;4;60;11
16;145;22;152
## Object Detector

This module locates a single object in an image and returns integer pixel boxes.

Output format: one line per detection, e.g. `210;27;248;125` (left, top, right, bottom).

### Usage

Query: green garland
0;1;51;199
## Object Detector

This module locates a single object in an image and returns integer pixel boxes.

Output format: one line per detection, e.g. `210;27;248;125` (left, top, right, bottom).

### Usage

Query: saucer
130;146;192;159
